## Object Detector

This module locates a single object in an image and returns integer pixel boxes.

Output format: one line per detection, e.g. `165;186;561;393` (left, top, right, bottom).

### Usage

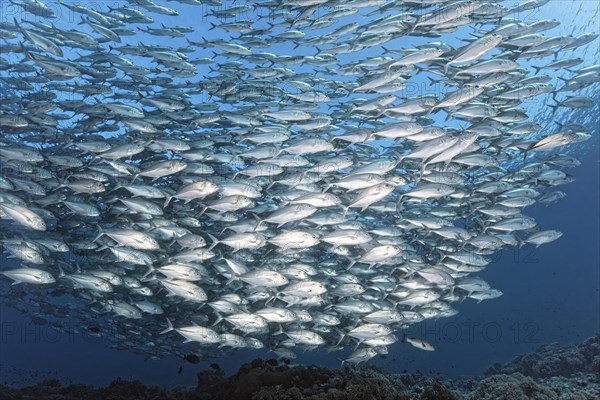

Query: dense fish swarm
0;0;597;364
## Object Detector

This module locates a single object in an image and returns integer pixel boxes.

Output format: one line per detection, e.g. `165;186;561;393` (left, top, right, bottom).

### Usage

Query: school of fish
0;0;598;365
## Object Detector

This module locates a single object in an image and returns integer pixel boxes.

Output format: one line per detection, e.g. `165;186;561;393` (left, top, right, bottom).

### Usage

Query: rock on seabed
0;335;598;400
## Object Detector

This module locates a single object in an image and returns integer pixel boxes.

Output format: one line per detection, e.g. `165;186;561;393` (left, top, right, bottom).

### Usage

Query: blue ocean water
0;0;598;388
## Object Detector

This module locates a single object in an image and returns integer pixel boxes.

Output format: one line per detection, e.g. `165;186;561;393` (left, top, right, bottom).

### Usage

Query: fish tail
274;324;284;336
250;213;263;232
212;312;223;327
341;206;349;218
159;318;174;334
407;14;421;33
427;76;442;86
334;328;346;347
206;233;219;251
142;265;156;279
18;41;34;63
57;264;65;278
396;195;405;212
265;180;276;192
92;224;105;243
51;176;66;193
474;218;488;233
197;205;207;217
515;234;524;248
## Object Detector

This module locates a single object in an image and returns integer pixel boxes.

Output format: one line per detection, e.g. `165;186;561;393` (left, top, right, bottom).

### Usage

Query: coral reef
485;335;600;379
468;373;559;400
478;335;600;400
0;335;597;400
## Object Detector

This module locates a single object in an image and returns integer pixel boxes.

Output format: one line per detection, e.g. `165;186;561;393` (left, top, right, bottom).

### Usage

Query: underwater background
0;0;598;395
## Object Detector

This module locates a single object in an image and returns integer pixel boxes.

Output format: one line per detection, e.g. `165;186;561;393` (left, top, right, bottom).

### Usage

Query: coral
195;360;415;400
485;335;600;379
0;379;171;400
419;380;460;400
468;373;559;400
0;335;598;400
541;375;600;400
